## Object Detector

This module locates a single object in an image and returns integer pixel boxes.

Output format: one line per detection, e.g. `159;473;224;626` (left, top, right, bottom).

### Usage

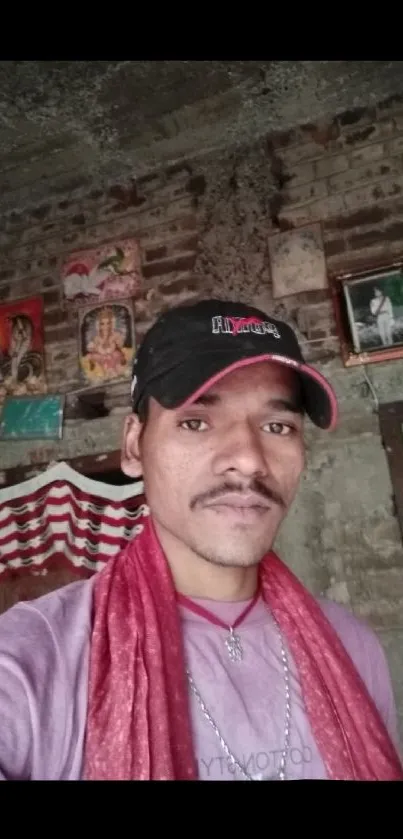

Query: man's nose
212;421;268;478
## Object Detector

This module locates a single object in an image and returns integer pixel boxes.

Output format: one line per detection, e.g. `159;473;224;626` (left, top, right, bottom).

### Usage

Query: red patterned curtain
0;462;148;611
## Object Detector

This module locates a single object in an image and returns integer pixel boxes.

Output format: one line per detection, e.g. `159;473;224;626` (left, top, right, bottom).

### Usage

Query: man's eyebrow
191;393;221;406
188;394;304;413
266;398;304;415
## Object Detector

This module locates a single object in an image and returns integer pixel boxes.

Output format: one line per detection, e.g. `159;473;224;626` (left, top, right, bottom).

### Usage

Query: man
0;298;402;781
369;287;395;347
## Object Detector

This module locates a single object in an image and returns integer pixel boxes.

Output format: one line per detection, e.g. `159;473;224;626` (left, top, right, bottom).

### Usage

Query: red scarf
83;516;403;780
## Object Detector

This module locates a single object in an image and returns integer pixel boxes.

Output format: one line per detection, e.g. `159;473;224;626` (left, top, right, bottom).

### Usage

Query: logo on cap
211;315;281;338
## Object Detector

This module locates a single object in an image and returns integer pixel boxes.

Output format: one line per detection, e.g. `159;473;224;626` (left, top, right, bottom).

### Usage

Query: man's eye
263;422;292;435
180;419;209;432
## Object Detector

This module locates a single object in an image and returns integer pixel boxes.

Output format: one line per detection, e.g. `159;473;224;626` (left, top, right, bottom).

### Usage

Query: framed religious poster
0;296;47;408
78;299;136;386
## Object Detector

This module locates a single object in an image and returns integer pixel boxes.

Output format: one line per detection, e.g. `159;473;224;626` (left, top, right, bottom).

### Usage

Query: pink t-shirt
0;575;399;781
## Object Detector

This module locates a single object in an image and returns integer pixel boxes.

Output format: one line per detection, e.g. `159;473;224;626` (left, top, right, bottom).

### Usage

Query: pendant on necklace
225;628;243;662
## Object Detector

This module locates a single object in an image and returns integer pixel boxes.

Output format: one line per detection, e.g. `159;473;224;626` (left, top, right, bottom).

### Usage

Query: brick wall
2;95;403;420
1;92;403;739
0;164;200;398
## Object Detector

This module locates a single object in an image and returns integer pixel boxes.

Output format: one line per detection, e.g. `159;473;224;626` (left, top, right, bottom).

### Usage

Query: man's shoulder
0;575;95;654
0;576;96;780
315;595;393;701
317;595;381;656
316;595;401;750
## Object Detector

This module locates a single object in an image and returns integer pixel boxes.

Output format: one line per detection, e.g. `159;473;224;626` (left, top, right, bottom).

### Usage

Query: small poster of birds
61;238;143;309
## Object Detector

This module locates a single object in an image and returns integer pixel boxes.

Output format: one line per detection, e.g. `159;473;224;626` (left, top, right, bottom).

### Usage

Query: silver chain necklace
186;615;291;781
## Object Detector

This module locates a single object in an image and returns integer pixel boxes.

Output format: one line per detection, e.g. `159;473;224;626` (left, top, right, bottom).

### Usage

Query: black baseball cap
131;299;338;430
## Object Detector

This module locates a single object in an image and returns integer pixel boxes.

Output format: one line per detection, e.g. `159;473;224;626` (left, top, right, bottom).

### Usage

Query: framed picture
78;299;136;386
61;237;143;309
330;259;403;367
0;394;64;441
0;296;47;407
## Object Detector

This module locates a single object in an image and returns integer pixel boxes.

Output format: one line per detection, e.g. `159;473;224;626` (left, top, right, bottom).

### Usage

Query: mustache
190;480;286;510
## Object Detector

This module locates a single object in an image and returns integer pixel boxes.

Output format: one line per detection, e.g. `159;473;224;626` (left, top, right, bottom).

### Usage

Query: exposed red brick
186;175;206;197
0;268;15;281
324;207;389;231
142;253;196;279
373;180;402;200
166;162;192;178
345;126;376;145
42;276;56;287
42;289;60;306
378;94;403;111
107;182;145;208
178;216;197;231
310;329;328;340
338;106;376;127
159;276;198;295
53;350;71;362
30;205;51;221
107;184;126;202
173;234;199;253
63;232;79;244
71;213;86;226
45;325;75;343
137;172;159;187
145;245;167;261
299;290;331;305
383;222;403;240
8;211;22;225
324;238;346;257
303;119;340;147
44;309;65;327
353;144;386;169
271;128;300;149
348;229;385;249
88;189;103;200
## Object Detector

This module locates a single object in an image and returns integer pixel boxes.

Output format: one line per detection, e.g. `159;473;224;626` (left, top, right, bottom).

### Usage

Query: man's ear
121;413;144;478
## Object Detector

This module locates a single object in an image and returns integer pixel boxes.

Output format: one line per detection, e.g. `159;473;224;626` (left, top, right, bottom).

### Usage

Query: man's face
124;362;305;569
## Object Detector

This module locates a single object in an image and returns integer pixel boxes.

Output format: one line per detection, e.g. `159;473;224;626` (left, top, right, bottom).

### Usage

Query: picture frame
77;299;136;387
330;258;403;367
0;394;64;441
61;237;143;310
0;295;48;408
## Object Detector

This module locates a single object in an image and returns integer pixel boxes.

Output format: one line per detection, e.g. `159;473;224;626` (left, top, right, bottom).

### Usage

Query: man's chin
194;530;276;568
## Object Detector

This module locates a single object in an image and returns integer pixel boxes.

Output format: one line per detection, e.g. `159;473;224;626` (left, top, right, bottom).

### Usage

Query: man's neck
152;519;258;602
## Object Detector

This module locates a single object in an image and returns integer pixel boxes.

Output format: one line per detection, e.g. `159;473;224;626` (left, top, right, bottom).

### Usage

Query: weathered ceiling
1;60;403;215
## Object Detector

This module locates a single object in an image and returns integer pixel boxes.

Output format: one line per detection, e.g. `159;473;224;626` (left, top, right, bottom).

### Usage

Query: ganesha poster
62;237;143;308
0;296;47;406
78;300;136;386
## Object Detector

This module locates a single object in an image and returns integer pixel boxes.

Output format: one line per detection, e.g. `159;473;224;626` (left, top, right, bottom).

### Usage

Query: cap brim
178;353;338;431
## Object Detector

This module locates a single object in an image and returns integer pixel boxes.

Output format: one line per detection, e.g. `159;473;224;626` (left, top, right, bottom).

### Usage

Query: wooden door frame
379;400;403;544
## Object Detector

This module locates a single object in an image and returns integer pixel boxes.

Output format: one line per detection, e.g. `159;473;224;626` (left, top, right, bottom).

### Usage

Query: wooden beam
378;400;403;545
1;449;123;488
